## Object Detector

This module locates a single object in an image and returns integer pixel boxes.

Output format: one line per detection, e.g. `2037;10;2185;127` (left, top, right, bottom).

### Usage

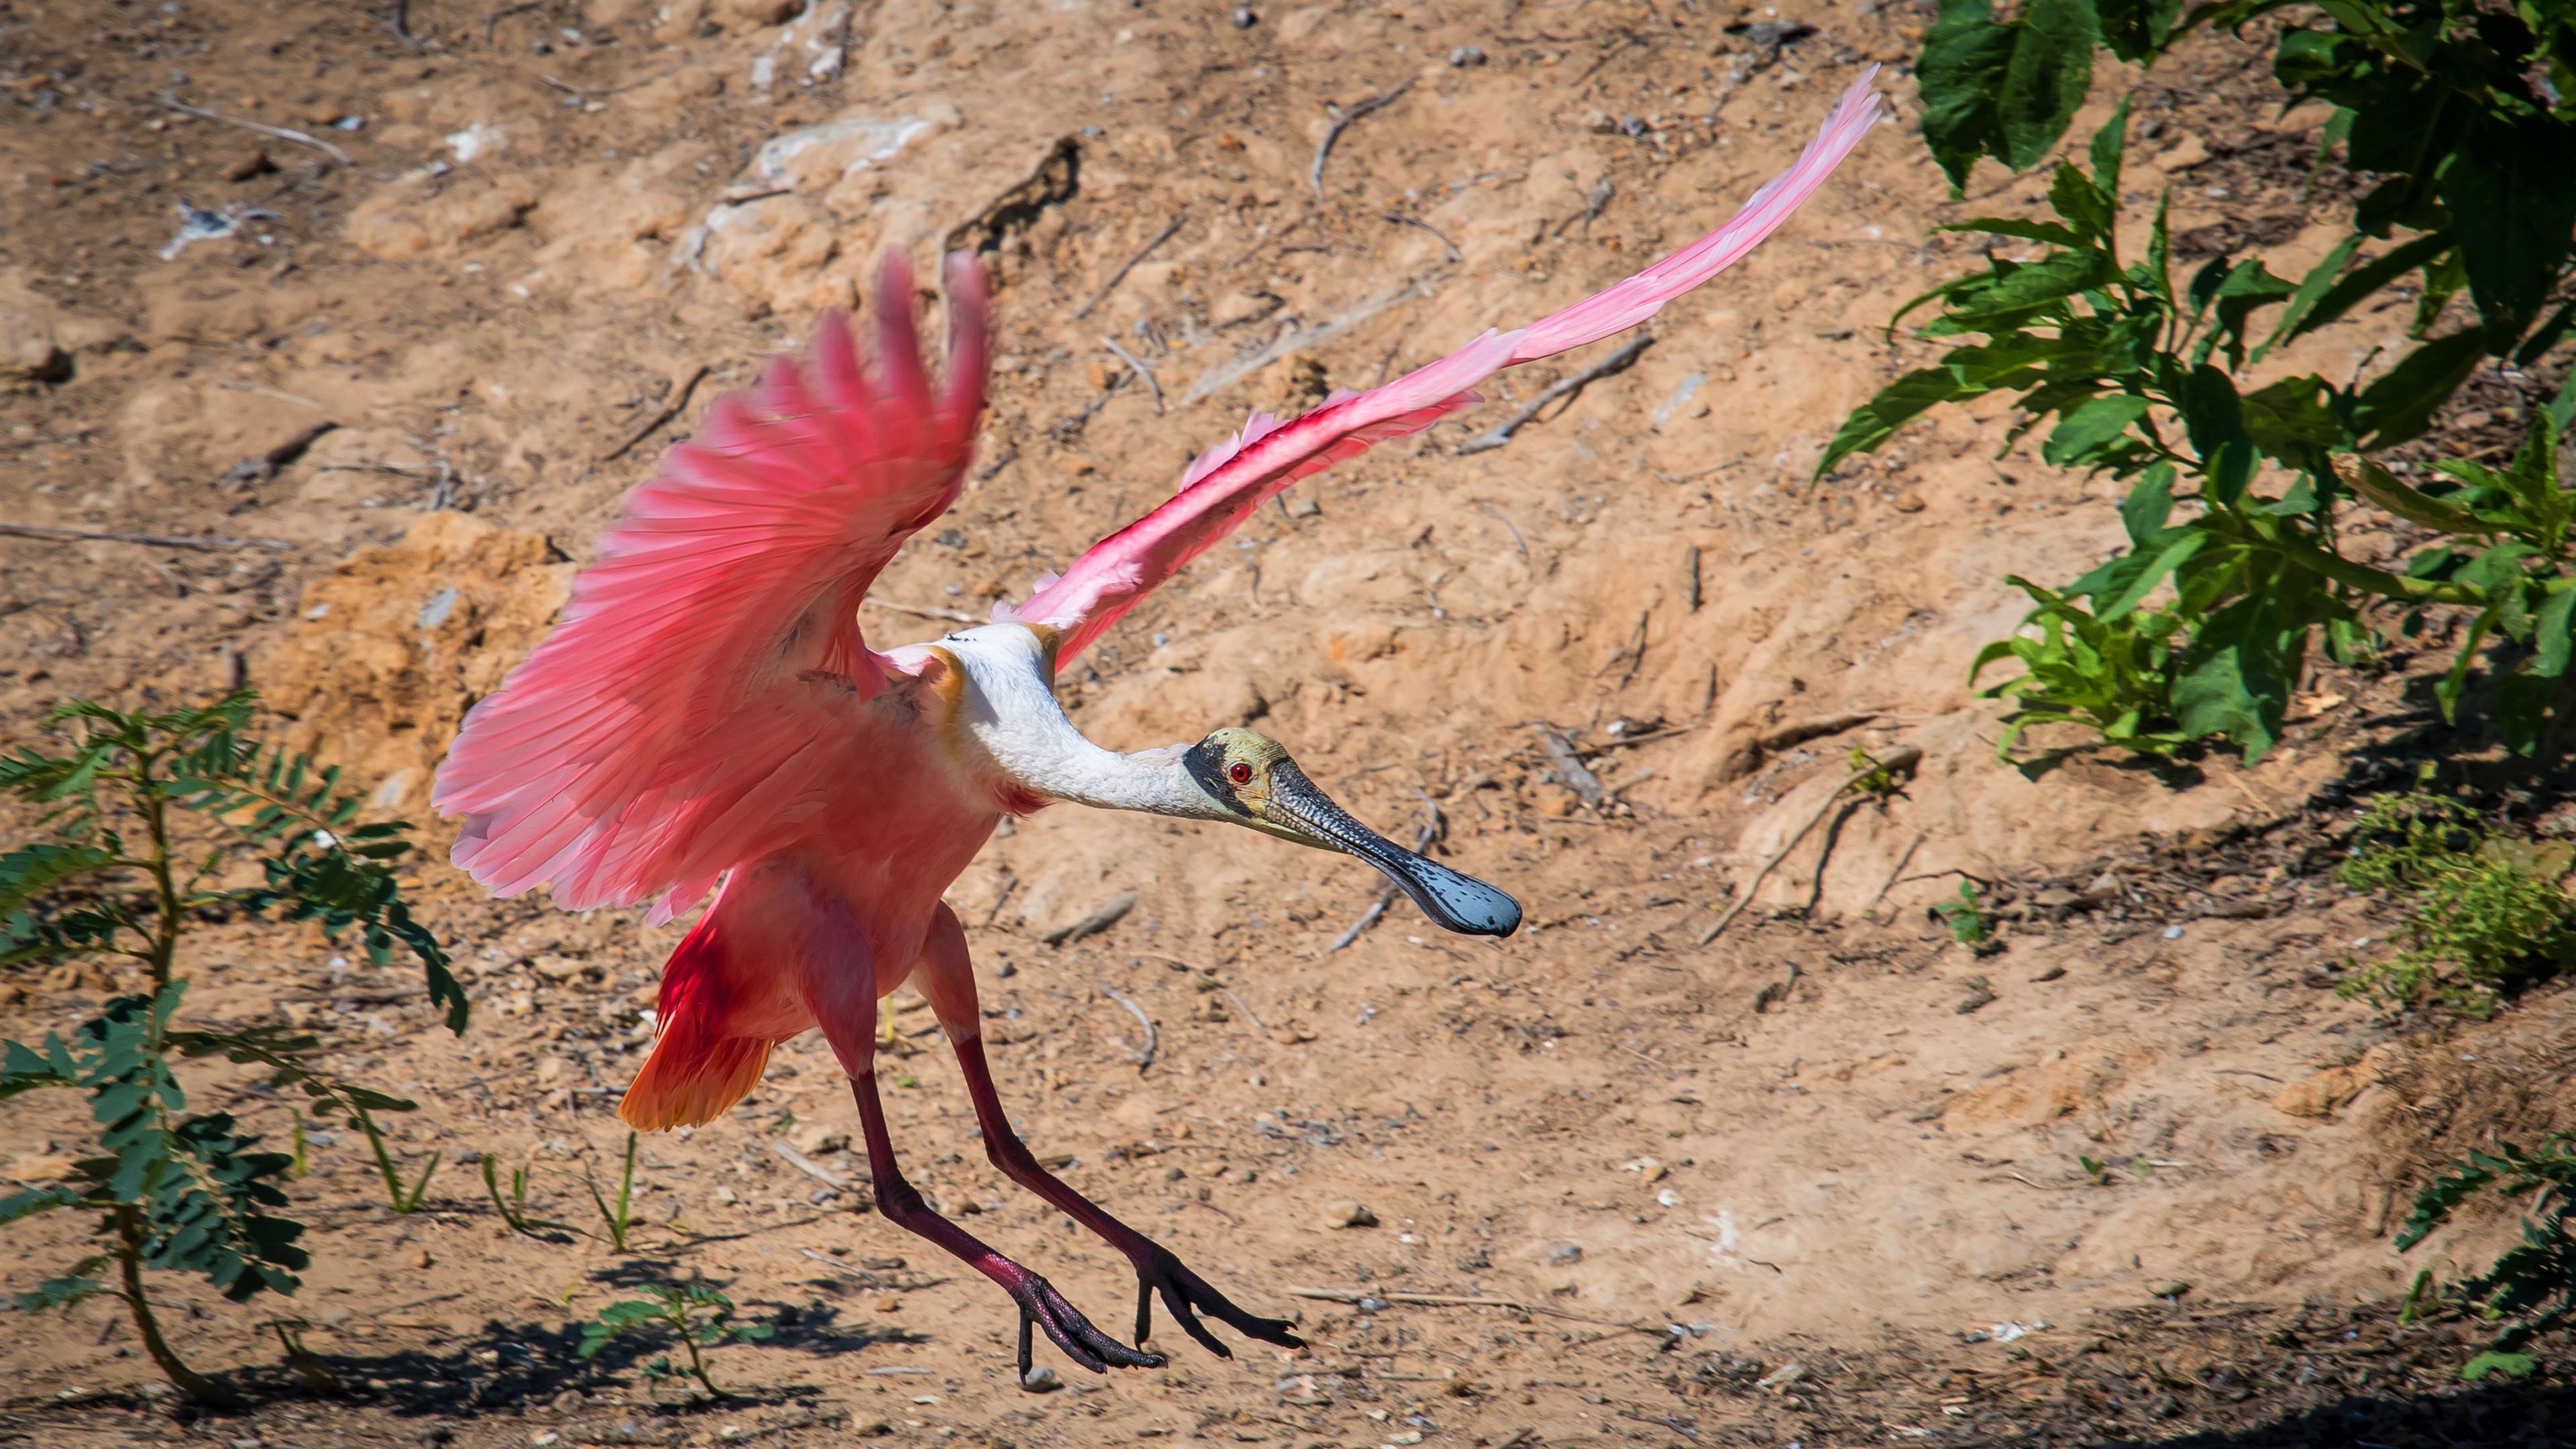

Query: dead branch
1696;746;1921;945
1182;282;1420;405
1455;335;1652;455
1073;212;1185;320
865;598;984;626
160;94;352;165
1534;724;1607;808
1043;890;1138;947
600;364;709;463
1383;212;1461;262
0;523;290;552
1309;78;1415;195
1099;337;1165;414
1096;983;1157;1071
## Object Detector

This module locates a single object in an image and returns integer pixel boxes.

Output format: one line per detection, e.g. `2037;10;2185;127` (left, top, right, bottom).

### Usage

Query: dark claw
1008;1271;1164;1376
1133;1247;1303;1360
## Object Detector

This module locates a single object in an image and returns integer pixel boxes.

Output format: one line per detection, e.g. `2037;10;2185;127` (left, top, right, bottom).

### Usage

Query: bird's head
1179;726;1521;938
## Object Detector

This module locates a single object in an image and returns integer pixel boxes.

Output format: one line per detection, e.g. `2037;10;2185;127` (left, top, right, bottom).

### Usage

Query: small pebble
1321;1199;1377;1228
1232;7;1257;26
1022;1364;1063;1392
1448;44;1486;66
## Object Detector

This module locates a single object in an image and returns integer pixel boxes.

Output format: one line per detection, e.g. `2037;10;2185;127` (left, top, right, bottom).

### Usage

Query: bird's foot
1131;1246;1305;1359
1008;1270;1163;1381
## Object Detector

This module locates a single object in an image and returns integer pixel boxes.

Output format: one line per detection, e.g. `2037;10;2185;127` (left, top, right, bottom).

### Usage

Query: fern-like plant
0;689;468;1403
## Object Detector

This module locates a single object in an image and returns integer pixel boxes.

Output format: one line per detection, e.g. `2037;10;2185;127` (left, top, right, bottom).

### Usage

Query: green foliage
2336;793;2576;1013
482;1155;576;1239
578;1283;775;1397
584;1131;642;1252
1849;3;2576;763
2396;1132;2576;1368
0;690;468;1403
352;1103;441;1214
1932;880;1998;949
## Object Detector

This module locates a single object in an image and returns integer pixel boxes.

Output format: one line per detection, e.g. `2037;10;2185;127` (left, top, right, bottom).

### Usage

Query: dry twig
865;598;984;626
1073;212;1185;320
1309;79;1415;194
1098;337;1165;415
1095;983;1157;1071
1183;282;1419;405
1456;335;1652;455
0;523;290;552
600;364;709;463
1696;746;1921;945
160;94;352;165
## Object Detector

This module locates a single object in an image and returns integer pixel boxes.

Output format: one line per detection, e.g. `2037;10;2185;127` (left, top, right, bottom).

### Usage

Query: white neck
927;625;1215;817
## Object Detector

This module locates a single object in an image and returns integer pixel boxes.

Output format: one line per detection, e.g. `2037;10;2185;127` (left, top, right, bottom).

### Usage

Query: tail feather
617;881;807;1130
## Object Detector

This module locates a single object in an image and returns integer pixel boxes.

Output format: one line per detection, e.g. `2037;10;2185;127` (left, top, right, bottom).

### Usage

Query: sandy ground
4;1;2573;1445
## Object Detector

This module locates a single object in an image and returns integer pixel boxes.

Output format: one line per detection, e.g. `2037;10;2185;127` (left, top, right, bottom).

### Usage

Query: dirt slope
3;1;2571;1446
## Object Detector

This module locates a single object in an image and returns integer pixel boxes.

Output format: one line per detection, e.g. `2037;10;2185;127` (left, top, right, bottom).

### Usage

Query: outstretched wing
1011;68;1884;662
431;252;989;921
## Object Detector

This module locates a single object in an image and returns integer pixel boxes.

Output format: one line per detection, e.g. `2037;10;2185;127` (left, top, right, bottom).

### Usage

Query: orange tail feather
619;896;789;1131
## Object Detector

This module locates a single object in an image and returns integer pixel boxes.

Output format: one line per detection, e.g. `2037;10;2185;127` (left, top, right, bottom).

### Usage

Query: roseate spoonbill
433;70;1879;1379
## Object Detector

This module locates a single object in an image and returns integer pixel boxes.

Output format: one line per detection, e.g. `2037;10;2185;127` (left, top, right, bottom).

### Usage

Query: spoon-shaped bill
1262;761;1522;937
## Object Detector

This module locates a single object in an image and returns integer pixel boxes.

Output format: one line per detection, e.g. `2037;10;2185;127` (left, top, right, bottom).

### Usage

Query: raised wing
431;253;989;920
1012;67;1883;663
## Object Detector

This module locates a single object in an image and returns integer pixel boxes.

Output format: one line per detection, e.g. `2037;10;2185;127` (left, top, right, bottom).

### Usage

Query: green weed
583;1130;641;1252
2337;794;2576;1015
0;690;466;1403
578;1282;775;1397
2396;1132;2576;1374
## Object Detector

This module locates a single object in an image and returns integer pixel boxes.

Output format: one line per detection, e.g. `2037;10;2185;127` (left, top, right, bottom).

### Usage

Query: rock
1320;1200;1377;1228
1449;44;1486;66
1020;1364;1063;1391
0;272;70;383
7;1155;77;1183
255;511;574;810
795;1123;851;1155
722;0;802;24
1213;288;1283;327
1892;491;1926;513
1545;1243;1584;1266
221;149;276;182
2273;1046;2394;1119
849;1419;893;1438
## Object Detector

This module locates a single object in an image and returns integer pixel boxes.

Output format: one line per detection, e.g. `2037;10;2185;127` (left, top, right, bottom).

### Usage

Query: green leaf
2041;393;2151;470
2254;232;2364;362
15;1271;108;1313
1917;0;2100;189
2171;581;2328;761
2534;589;2576;682
1935;217;2085;248
1817;368;1978;478
0;843;121;920
2239;375;2345;468
2094;0;2183;62
2121;464;2177;546
2355;331;2488;448
2440;115;2576;343
2095;528;2208;621
2277;232;2454;347
2180;366;2255;506
2462;1351;2538;1382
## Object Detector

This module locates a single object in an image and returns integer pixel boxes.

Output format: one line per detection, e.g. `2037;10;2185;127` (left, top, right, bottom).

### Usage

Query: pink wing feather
431;252;989;920
1016;67;1883;661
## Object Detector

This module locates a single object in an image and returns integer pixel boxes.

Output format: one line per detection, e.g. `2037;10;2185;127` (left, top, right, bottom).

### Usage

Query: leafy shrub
578;1283;775;1397
1837;1;2576;761
2398;1131;2576;1377
2335;793;2576;1014
0;691;466;1403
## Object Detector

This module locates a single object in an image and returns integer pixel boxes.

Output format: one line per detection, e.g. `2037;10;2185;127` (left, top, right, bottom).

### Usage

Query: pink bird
434;71;1879;1381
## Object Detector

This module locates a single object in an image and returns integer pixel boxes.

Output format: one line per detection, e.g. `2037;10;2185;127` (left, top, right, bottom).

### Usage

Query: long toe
1019;1274;1165;1373
1140;1251;1305;1359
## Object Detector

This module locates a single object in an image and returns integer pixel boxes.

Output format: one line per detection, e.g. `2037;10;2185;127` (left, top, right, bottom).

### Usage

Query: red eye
1228;762;1254;785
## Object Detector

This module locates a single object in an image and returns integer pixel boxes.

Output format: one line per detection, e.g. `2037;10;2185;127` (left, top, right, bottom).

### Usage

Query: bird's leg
947;1032;1304;1359
845;1064;1163;1376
